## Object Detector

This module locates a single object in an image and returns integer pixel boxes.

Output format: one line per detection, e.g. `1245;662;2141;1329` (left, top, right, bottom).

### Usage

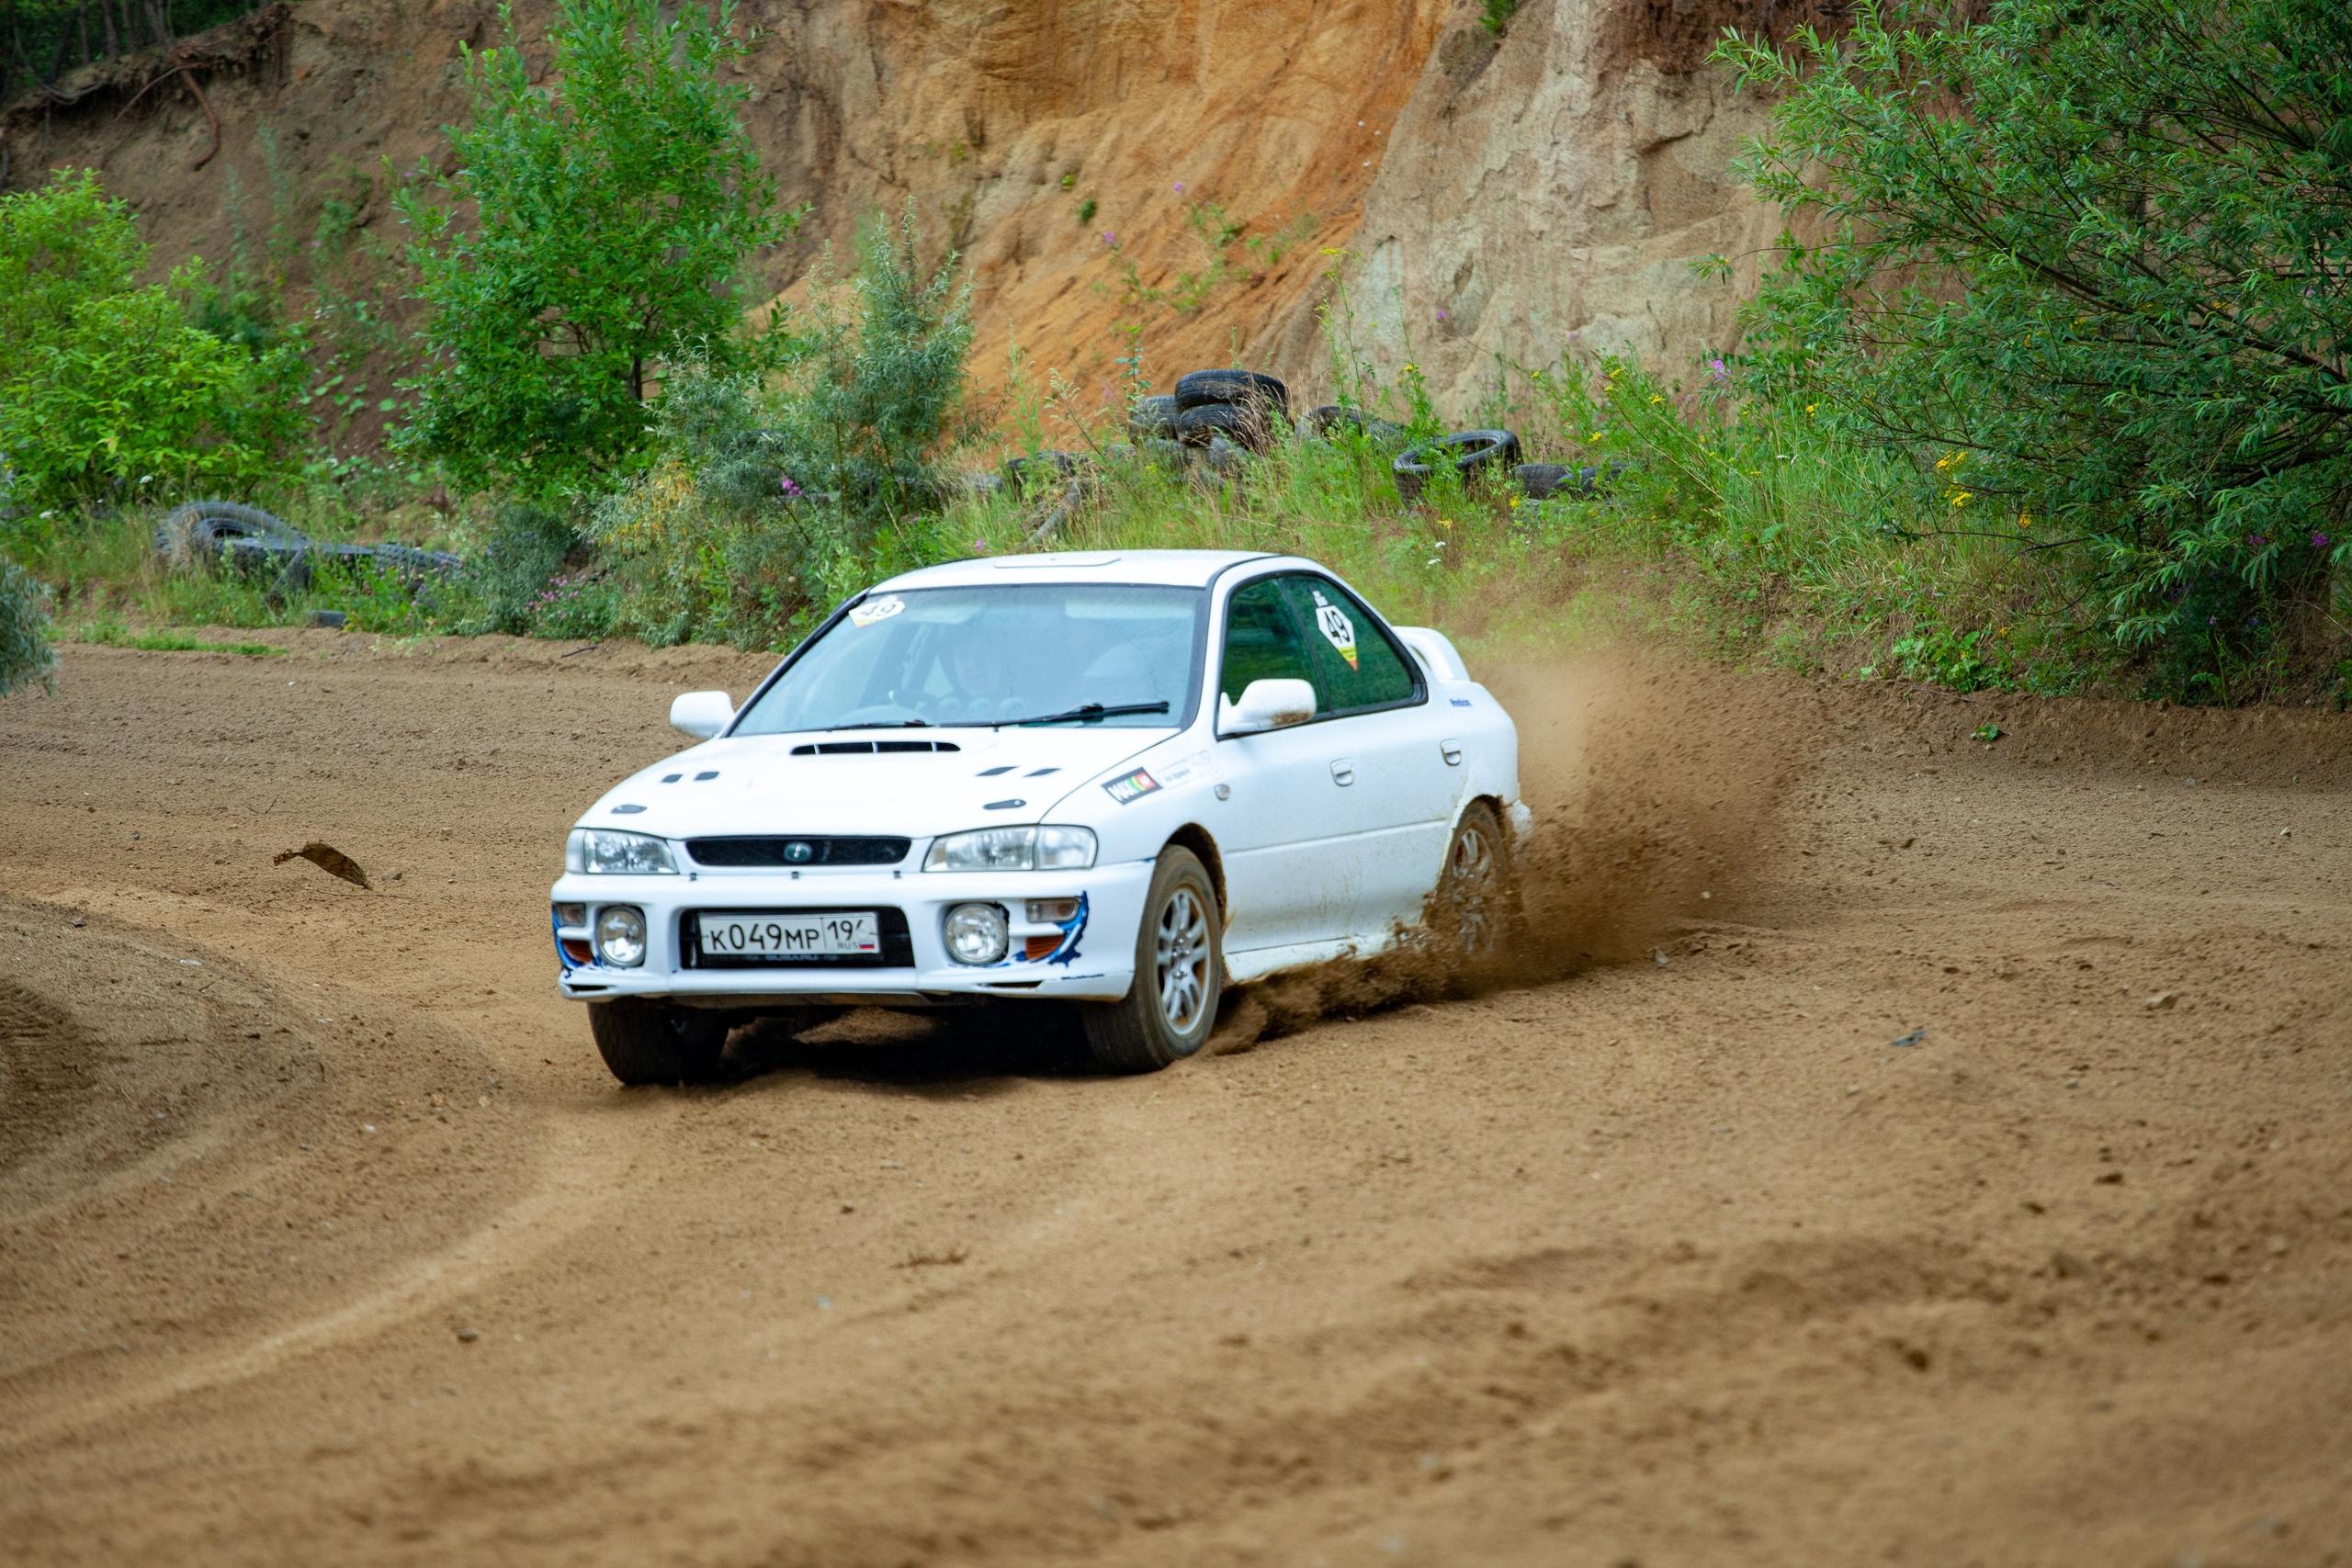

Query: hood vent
789;739;963;756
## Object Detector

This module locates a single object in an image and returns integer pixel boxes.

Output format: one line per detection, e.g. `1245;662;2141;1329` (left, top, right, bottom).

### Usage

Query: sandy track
3;634;2348;1567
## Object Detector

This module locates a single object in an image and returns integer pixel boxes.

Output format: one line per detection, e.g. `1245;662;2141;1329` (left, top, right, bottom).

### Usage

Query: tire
1080;847;1223;1073
1431;800;1513;959
153;501;306;567
1305;404;1408;446
1174;367;1289;418
1173;401;1273;452
1127;393;1181;439
1394;428;1523;501
1511;462;1575;500
1002;450;1088;492
589;998;734;1086
369;542;464;581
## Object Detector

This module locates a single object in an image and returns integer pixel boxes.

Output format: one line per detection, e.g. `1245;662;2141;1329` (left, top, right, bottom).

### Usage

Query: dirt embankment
3;0;1808;426
3;635;2348;1566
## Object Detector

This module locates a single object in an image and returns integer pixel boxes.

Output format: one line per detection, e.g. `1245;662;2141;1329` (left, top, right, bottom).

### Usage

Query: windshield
732;583;1206;735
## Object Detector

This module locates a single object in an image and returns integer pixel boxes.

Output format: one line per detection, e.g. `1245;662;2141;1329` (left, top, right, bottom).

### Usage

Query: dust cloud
1209;649;1816;1050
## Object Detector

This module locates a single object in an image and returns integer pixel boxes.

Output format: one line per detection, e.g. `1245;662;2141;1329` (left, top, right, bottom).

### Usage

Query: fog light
555;903;587;928
1024;898;1081;924
944;902;1009;965
595;905;647;967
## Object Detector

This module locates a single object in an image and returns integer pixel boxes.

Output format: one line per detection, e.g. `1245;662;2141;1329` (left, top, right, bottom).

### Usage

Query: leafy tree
0;169;304;515
1720;0;2351;698
397;0;800;496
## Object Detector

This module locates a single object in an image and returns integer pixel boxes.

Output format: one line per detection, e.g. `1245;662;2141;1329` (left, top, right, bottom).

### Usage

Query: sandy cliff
2;0;1820;427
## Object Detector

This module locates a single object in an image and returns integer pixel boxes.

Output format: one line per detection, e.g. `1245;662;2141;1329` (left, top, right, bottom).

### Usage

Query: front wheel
589;998;733;1086
1080;847;1223;1073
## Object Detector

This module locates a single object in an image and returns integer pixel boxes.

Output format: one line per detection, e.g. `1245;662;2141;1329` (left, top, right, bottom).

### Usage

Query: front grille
685;836;910;868
681;907;915;968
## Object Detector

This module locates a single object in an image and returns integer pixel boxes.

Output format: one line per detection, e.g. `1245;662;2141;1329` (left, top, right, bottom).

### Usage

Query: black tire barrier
1174;367;1289;418
1173;400;1274;453
1393;428;1523;501
1001;450;1089;491
1304;404;1408;446
1513;460;1628;499
1138;436;1189;469
152;500;307;566
217;536;374;592
368;542;466;580
1127;394;1181;439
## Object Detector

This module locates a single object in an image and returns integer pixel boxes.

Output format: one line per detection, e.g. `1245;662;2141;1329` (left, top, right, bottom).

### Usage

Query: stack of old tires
1391;432;1618;503
1001;364;1623;505
152;500;460;592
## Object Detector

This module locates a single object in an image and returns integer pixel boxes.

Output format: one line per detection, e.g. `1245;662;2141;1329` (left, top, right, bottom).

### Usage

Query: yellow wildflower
1805;402;1818;414
1950;490;1973;508
1648;395;1664;405
2017;512;2033;530
1587;430;1604;443
1318;246;1344;256
1435;516;1453;530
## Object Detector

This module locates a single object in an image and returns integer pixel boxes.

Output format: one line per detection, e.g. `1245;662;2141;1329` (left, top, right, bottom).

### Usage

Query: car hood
577;727;1175;840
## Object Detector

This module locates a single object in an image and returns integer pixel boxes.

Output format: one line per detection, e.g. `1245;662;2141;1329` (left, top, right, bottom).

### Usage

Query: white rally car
550;550;1527;1083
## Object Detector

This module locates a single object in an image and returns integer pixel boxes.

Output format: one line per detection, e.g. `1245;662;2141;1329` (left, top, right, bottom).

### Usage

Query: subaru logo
783;840;815;864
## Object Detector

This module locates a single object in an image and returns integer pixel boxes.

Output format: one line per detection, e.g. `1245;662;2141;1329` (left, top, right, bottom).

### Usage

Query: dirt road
4;634;2348;1567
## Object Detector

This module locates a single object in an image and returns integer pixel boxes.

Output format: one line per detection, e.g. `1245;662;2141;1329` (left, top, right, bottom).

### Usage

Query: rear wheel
1080;847;1223;1073
589;998;733;1086
1433;801;1511;958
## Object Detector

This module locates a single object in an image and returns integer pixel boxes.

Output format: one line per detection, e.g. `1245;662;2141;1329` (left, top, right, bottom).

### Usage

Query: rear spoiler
1394;626;1469;682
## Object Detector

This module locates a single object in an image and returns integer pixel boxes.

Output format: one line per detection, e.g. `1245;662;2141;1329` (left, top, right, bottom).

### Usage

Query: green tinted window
1218;579;1312;702
1277;576;1418;715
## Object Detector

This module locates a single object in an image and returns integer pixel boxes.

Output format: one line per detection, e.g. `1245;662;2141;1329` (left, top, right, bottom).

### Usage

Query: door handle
1329;758;1355;787
1441;739;1464;766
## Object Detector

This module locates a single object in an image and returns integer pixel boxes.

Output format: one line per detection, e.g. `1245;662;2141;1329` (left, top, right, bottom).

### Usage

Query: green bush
0;170;305;517
1719;0;2352;701
0;558;56;696
768;209;976;536
396;0;800;498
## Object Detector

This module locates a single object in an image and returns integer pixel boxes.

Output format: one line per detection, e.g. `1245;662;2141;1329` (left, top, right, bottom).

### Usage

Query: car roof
871;549;1283;592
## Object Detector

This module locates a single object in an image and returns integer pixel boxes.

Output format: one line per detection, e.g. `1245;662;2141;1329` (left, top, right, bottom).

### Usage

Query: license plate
697;912;880;958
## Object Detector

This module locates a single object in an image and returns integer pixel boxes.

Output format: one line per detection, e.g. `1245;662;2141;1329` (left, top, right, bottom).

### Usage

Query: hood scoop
789;739;964;756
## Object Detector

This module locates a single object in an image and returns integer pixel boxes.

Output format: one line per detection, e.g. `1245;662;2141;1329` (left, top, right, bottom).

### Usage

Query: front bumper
548;860;1151;1007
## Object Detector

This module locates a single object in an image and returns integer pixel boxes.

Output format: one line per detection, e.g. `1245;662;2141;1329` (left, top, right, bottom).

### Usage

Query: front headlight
566;828;679;874
923;825;1098;872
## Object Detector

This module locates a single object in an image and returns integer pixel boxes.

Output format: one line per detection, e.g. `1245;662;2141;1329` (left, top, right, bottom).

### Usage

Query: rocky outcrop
2;0;1822;429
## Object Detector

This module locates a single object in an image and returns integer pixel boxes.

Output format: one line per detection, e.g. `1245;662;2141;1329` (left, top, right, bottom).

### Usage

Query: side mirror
669;690;734;739
1219;677;1317;737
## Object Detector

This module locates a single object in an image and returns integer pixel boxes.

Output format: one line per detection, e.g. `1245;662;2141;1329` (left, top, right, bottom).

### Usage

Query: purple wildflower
1172;182;1185;194
1102;231;1117;245
2314;531;2333;550
1436;308;1450;321
1708;355;1730;385
779;474;804;500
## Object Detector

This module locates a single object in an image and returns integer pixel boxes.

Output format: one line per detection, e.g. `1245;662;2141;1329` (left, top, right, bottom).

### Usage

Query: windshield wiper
826;718;933;730
985;700;1171;728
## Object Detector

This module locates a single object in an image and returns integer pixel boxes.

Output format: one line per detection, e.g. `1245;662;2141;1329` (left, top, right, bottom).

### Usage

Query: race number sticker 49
848;595;905;628
1311;589;1358;670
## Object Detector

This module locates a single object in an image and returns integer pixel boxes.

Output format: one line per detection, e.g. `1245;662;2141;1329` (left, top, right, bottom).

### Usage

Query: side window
1218;578;1314;703
1275;576;1419;716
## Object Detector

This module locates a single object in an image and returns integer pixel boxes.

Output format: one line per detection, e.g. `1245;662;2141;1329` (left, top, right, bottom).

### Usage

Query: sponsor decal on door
1102;768;1161;805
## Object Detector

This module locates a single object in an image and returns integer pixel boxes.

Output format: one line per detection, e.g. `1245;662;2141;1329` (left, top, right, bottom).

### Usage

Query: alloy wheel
1156;886;1211;1032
